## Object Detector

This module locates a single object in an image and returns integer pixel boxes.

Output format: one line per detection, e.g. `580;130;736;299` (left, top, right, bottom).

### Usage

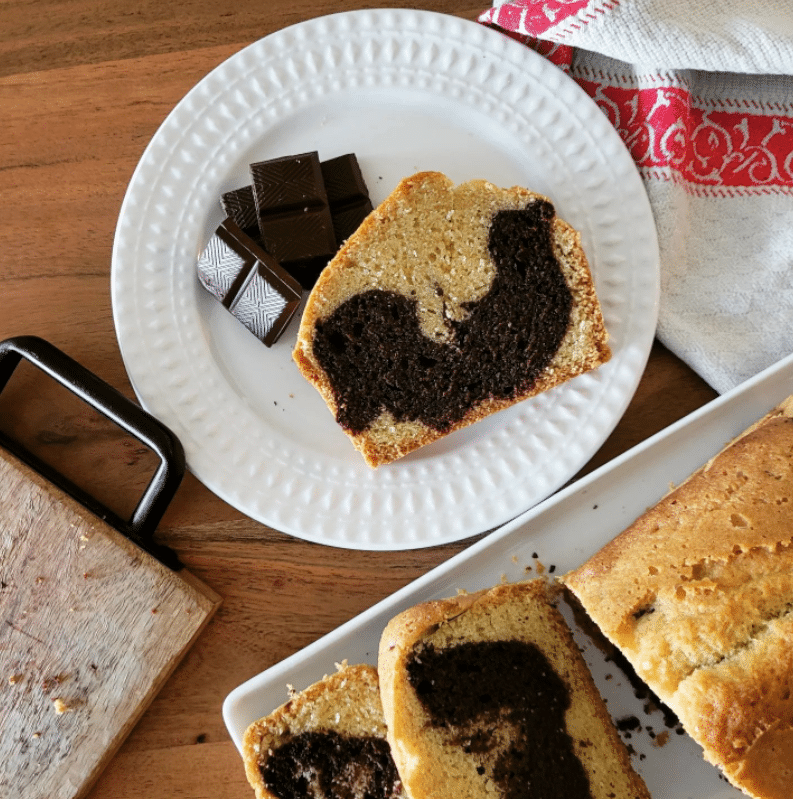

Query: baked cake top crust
562;396;793;799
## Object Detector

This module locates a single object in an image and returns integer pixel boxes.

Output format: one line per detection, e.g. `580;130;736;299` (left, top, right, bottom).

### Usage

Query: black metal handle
0;335;184;569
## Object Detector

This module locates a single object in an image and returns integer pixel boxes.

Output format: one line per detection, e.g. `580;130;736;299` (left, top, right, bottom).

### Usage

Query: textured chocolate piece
196;218;302;347
220;185;261;244
222;153;373;290
321;153;374;245
250;151;337;270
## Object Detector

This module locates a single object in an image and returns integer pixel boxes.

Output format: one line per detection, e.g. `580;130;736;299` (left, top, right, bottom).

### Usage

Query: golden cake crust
562;395;793;799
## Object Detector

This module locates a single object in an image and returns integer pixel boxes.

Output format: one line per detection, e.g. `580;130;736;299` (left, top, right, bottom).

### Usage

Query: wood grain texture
0;2;718;798
0;1;485;78
0;448;221;799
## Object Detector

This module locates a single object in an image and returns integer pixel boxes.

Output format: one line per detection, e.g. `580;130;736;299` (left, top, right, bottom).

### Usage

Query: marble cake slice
292;171;610;467
242;663;402;799
377;580;650;799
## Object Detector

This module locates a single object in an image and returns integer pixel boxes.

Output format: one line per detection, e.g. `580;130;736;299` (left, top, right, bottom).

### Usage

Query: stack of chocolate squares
197;151;372;346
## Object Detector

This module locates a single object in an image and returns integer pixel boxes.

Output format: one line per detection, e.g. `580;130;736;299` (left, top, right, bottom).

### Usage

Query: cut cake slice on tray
377;580;650;799
242;662;402;799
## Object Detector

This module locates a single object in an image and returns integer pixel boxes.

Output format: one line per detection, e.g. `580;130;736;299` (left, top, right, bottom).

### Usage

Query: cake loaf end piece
242;663;402;799
562;395;793;799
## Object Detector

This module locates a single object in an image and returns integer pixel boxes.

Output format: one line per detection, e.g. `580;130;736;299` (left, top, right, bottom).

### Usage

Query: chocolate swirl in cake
311;201;572;435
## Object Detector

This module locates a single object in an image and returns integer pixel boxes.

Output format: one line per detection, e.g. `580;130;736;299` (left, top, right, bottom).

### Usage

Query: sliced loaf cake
562;396;793;799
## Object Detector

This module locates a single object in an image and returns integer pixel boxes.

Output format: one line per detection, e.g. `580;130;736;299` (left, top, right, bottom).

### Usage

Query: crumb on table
52;698;74;714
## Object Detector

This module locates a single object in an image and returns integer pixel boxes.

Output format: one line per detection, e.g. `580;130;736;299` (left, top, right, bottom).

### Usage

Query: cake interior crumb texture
377;580;651;799
562;395;793;799
293;171;610;467
241;664;402;799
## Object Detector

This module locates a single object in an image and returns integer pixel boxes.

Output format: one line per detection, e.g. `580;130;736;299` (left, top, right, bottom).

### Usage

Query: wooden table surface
0;3;718;798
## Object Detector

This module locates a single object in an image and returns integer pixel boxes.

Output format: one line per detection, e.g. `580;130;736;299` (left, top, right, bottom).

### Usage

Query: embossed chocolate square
222;152;373;290
321;153;374;245
220;185;261;245
250;151;337;266
196;219;302;347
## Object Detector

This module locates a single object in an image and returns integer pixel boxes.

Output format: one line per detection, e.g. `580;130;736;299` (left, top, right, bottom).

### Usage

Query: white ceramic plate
223;352;793;798
111;9;659;549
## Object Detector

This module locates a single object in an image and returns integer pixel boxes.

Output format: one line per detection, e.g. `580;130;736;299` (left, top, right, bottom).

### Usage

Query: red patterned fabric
480;0;599;38
574;80;793;192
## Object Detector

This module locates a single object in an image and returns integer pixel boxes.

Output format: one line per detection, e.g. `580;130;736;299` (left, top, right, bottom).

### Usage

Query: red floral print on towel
481;0;595;39
575;80;793;190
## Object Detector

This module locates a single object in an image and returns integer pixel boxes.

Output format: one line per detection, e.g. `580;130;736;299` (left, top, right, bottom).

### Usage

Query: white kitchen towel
480;0;793;393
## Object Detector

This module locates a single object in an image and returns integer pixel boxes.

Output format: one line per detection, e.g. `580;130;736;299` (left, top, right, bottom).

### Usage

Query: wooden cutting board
0;445;222;799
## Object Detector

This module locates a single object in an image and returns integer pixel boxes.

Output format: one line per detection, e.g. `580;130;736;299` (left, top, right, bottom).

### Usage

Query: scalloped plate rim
111;9;660;550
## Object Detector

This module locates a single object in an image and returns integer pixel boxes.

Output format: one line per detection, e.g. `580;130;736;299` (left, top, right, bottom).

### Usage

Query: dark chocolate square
219;152;373;291
320;153;370;205
249;151;338;287
321;153;373;244
250;151;330;211
257;207;342;263
220;185;261;244
196;218;302;347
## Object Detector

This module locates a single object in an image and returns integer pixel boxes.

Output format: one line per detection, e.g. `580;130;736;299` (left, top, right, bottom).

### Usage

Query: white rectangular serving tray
224;352;793;798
